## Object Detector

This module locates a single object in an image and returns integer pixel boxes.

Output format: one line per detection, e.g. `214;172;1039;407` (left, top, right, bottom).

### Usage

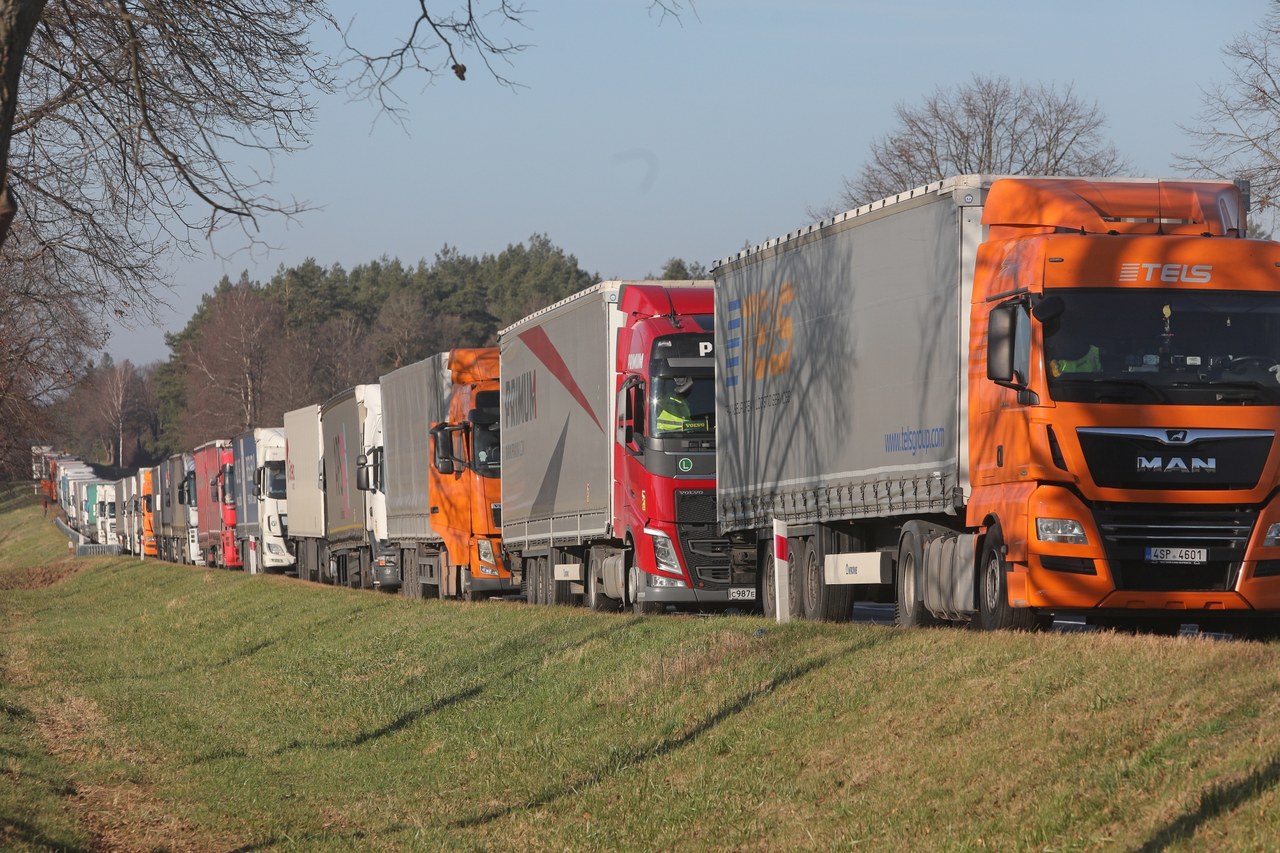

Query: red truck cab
194;440;240;569
612;284;744;611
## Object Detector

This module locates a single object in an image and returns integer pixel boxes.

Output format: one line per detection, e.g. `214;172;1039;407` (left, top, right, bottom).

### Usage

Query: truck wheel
976;525;1039;631
587;551;621;612
895;529;939;628
759;539;803;619
586;563;620;612
461;569;480;603
785;537;805;620
627;562;664;615
548;555;572;606
402;552;420;600
801;537;853;622
761;555;777;619
529;556;545;605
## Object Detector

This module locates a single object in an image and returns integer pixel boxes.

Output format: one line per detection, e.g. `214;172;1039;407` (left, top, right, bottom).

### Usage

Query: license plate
729;587;757;601
1145;547;1207;565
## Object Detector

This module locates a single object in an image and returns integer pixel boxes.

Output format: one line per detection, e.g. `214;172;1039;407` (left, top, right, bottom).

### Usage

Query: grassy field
3;487;1280;851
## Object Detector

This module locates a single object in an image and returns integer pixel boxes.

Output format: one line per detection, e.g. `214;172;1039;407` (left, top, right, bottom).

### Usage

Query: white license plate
729;587;757;601
1145;547;1207;565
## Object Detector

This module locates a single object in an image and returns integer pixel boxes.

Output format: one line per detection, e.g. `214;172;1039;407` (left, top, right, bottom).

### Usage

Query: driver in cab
657;375;701;432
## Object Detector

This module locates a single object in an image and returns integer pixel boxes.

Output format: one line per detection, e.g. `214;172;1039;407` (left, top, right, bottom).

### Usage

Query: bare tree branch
813;73;1129;218
1177;4;1280;213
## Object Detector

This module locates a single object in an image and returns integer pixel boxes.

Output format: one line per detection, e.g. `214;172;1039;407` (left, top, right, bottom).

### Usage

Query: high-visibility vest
1051;344;1102;377
656;394;691;432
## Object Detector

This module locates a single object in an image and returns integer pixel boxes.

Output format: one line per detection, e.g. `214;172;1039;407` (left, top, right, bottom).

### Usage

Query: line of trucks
32;174;1280;632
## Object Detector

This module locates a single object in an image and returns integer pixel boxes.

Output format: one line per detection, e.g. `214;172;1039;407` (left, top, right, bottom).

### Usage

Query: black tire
401;550;419;600
531;556;547;606
586;554;621;612
548;555;572;606
759;539;804;620
800;537;853;622
976;525;1040;631
761;549;777;619
895;528;939;628
627;560;664;615
461;569;482;603
785;537;805;620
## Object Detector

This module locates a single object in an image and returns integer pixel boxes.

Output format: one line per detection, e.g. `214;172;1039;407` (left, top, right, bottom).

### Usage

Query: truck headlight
266;542;285;555
643;529;686;578
1036;518;1088;545
1264;523;1280;547
477;539;496;566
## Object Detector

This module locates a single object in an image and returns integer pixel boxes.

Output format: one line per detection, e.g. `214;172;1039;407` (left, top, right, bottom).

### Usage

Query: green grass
4;485;1280;850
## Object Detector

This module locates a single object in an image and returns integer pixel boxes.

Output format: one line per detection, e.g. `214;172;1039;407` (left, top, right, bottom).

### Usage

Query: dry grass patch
32;684;240;853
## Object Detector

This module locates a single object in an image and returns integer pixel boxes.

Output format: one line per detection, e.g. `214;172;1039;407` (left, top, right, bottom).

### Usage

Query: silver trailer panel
499;282;624;549
233;431;261;537
714;178;985;533
321;386;371;547
381;353;452;542
283;405;325;540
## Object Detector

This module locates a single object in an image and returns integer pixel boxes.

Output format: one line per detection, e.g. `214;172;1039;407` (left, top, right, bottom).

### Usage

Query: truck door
614;376;647;534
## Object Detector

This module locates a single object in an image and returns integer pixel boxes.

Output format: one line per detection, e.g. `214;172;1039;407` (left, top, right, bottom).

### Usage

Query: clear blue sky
106;0;1271;365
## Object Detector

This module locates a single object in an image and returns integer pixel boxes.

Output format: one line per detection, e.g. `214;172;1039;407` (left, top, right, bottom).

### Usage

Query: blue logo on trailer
725;298;742;387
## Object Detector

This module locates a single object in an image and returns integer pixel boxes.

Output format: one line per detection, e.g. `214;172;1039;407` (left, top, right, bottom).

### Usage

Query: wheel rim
805;545;820;612
901;549;916;616
763;562;775;617
984;553;1001;612
627;563;638;606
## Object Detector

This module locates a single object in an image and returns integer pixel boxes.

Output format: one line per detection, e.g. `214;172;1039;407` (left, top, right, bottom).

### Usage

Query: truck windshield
650;375;715;435
471;389;501;479
1043;288;1280;405
472;423;501;478
263;461;287;499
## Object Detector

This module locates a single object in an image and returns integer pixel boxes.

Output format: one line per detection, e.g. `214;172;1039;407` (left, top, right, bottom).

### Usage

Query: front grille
676;490;717;524
1093;504;1257;591
1078;428;1272;491
674;524;732;588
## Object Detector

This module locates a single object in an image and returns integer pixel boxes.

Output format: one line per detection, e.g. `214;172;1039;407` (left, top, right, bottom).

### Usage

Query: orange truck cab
714;175;1280;633
382;348;512;600
976;178;1280;630
141;467;159;557
427;349;510;597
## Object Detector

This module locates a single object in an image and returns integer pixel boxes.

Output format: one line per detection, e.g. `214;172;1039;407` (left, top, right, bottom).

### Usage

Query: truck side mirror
617;376;642;446
431;425;455;476
254;467;264;500
356;453;371;491
986;304;1018;386
987;302;1040;405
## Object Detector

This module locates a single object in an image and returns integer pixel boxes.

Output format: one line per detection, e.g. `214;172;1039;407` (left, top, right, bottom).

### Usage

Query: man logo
1166;430;1189;443
1137;456;1217;474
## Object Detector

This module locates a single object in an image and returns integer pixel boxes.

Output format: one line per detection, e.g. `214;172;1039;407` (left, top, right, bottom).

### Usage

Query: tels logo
1119;263;1213;284
725;281;794;388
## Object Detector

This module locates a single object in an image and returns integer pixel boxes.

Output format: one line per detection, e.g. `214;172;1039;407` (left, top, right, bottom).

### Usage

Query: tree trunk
0;1;49;246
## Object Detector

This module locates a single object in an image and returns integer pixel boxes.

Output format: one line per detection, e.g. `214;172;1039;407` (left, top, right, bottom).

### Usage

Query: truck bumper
634;579;755;609
1014;485;1280;613
465;575;520;595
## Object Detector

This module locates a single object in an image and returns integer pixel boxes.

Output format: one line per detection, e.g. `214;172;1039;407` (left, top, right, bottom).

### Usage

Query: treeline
48;234;679;467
